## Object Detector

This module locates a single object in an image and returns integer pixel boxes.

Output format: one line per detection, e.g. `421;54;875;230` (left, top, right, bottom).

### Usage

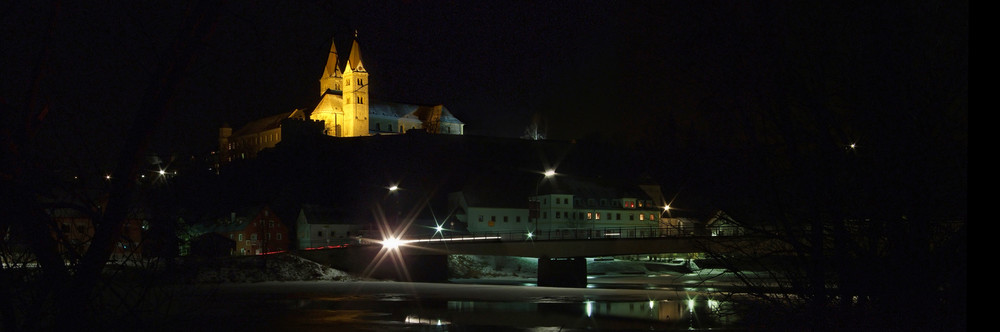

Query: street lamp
532;169;556;236
382;236;402;250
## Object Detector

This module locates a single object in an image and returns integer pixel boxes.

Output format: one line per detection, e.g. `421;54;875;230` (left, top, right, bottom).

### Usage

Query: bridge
294;225;770;287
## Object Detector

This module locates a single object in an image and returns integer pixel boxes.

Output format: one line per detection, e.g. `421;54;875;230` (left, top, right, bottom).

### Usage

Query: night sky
3;1;967;203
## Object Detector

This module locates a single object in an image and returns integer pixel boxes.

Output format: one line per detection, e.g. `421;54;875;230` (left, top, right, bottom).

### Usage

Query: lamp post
532;169;556;238
388;184;400;237
383;182;447;240
660;204;674;236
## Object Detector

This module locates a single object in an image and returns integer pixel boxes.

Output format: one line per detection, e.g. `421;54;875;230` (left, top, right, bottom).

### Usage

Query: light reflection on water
283;294;738;331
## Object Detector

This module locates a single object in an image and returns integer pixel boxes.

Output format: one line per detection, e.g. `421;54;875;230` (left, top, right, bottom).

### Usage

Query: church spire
347;30;365;72
319;37;342;95
323;37;340;78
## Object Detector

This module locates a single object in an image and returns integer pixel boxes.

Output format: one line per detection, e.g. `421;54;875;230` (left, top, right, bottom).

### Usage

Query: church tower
310;37;345;136
341;34;369;137
318;37;342;94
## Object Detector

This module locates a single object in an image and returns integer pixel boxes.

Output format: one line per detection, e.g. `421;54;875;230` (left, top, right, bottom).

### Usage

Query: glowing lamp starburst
382;236;402;249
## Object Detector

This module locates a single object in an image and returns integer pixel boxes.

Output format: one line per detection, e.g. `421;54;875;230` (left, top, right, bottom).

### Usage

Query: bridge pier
405;254;449;282
537;256;587;288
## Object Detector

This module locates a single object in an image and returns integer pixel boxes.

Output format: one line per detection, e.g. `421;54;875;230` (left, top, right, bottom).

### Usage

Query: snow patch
174;253;354;283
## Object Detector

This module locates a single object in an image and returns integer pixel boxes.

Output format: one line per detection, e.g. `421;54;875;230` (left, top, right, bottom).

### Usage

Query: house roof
189;205;274;234
456;169;537;208
537;175;657;202
298;204;365;225
231;110;305;137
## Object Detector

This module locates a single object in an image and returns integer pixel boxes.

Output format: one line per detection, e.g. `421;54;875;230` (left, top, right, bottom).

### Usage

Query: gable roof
313;89;463;125
298;204;365;225
232;110;306;137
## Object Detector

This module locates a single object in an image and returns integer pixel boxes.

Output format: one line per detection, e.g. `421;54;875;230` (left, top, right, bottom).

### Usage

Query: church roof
371;100;463;124
317;89;464;124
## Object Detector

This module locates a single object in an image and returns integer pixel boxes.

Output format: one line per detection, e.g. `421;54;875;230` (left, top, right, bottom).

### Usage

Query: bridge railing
365;225;747;245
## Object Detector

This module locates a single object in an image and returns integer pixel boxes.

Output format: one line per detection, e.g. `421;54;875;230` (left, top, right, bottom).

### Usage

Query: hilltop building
218;33;464;164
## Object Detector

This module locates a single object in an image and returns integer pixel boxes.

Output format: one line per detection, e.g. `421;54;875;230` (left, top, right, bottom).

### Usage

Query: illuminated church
219;34;464;162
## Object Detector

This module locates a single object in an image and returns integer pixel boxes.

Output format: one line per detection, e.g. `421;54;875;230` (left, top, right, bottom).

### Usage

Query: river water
172;269;753;331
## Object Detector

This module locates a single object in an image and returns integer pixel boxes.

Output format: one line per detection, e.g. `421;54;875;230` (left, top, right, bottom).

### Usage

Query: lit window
596;212;601;220
640;214;645;221
586;212;592;219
